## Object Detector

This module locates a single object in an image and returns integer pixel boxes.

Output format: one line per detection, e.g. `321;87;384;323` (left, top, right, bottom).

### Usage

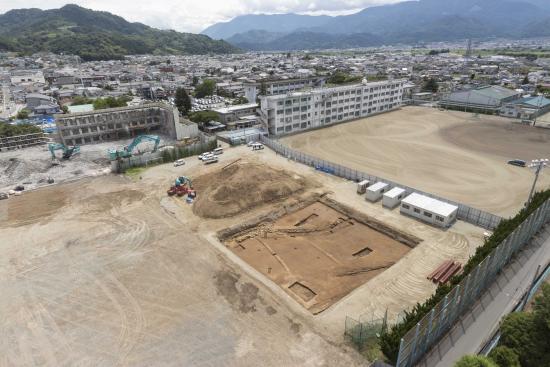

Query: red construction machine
167;176;196;198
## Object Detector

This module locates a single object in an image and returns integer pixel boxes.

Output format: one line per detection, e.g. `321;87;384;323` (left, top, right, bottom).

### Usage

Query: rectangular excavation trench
220;197;421;314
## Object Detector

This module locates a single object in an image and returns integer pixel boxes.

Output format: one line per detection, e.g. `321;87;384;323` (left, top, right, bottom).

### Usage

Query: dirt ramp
192;163;306;219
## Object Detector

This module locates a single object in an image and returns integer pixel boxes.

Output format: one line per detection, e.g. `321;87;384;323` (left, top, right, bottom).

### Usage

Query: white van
203;156;219;164
213;147;224;155
199;152;213;160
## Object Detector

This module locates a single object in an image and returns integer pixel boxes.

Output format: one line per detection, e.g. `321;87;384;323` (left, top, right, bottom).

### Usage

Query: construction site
0;135;171;193
0;131;490;365
2;106;545;365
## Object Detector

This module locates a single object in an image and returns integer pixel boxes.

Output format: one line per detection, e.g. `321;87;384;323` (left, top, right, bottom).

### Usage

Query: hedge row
380;189;550;364
160;140;217;164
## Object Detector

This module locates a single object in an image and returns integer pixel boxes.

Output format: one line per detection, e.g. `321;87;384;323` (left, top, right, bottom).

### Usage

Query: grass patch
125;166;146;179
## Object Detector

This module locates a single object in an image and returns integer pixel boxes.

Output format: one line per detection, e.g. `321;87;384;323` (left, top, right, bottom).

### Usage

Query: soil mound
192;163;306;218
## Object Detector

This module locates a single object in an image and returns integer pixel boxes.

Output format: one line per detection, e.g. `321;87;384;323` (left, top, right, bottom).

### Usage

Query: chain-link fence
345;312;388;349
395;198;550;367
259;136;502;230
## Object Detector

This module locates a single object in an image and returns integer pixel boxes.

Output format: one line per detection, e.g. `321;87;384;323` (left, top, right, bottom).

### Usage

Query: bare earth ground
224;200;413;314
282;106;550;217
0;143;487;365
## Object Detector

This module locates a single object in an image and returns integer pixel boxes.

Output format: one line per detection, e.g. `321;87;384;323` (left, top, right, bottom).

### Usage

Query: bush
160;140;217;164
455;355;497;367
497;284;550;367
488;346;520;367
0;121;41;137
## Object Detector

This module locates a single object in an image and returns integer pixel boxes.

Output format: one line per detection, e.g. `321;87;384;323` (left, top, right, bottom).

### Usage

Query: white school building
259;79;405;136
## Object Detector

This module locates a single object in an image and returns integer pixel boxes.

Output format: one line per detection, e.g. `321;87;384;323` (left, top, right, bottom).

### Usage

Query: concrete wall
0;132;48;151
175;120;199;140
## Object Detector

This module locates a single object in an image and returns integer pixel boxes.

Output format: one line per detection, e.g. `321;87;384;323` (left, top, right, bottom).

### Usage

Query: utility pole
525;158;548;207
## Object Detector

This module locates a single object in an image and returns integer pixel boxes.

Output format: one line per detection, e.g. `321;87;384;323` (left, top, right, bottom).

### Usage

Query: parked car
507;159;526;167
0;192;8;200
213;147;224;155
203;156;219;165
251;143;264;150
174;159;185;167
198;152;213;160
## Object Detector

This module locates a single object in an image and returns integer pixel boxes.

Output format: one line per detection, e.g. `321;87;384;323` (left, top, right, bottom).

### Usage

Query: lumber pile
427;260;462;284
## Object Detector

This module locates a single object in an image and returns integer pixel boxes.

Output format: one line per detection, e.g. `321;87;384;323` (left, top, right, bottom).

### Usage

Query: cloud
0;0;404;33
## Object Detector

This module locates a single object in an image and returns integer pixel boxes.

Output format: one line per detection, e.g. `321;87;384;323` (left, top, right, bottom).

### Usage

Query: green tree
499;294;550;367
522;75;530;85
422;78;439;93
174;87;191;115
61;105;69;114
188;110;219;126
0;121;41;137
192;76;199;86
328;71;362;85
533;283;550;330
454;355;497;367
194;79;216;98
71;95;94;105
232;96;249;105
16;109;30;119
488;346;520;367
92;96;131;110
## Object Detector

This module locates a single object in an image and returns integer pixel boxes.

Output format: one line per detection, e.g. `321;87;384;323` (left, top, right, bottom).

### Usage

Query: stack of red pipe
427;260;462;284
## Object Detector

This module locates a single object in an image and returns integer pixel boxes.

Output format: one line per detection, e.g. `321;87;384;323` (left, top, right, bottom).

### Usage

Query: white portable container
382;187;406;209
357;180;370;194
400;192;458;228
365;182;389;202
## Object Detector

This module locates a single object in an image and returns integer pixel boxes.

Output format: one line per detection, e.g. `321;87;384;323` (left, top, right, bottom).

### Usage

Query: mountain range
0;5;239;60
202;0;550;51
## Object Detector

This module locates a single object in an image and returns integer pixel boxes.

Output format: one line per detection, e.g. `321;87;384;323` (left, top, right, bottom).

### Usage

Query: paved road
417;225;550;367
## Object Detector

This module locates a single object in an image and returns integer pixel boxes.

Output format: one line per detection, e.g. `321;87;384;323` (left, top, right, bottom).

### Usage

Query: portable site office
365;182;389;202
382;187;406;209
400;192;458;228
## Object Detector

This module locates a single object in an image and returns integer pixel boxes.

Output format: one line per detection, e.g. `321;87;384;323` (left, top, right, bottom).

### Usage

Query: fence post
396;338;406;367
409;323;422;364
435;294;449;339
425;308;436;351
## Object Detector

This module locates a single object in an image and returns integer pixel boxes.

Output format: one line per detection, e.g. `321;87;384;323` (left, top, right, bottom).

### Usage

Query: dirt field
282;107;550;217
0;142;487;365
0;174;363;366
224;199;415;314
193;162;307;218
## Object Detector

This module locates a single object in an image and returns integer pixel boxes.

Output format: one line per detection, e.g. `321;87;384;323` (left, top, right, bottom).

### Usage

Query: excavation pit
222;198;421;314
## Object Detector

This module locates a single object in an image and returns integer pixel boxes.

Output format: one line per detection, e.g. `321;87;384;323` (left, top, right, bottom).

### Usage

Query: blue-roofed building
500;95;550;120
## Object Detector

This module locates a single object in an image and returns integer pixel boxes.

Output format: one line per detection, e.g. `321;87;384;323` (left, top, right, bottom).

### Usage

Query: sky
0;0;404;33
